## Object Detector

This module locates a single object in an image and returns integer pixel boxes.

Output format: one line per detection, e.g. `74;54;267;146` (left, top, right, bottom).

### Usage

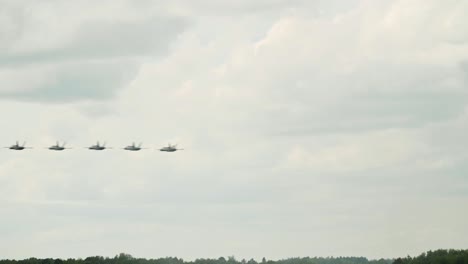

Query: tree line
394;249;468;264
0;249;467;264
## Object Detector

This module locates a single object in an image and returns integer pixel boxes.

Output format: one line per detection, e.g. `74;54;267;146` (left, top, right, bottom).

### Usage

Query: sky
0;0;467;260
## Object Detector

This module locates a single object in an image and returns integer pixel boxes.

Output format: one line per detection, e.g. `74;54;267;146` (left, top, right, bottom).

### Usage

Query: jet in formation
159;143;184;152
123;142;147;151
5;141;32;150
88;141;109;151
49;141;71;151
3;141;184;152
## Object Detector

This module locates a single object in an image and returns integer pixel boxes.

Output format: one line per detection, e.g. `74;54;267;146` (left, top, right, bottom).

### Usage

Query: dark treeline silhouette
394;249;468;264
0;254;390;264
0;250;467;264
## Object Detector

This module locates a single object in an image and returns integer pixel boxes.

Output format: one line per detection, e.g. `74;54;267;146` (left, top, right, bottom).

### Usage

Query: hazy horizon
0;0;467;260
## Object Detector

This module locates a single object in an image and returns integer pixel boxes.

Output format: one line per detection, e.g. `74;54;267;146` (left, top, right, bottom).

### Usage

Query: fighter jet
48;141;71;151
159;143;183;152
5;141;32;150
88;141;109;150
123;142;146;151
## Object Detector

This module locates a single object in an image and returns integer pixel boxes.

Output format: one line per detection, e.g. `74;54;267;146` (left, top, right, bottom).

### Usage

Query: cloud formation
0;1;188;102
0;0;467;261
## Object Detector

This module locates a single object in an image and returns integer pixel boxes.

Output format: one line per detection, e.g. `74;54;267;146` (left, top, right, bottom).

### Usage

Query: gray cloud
0;17;188;66
0;4;188;102
256;62;468;136
0;61;139;102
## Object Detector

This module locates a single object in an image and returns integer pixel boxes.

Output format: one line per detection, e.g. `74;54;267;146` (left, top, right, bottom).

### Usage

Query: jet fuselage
49;146;65;151
10;145;25;150
124;146;141;151
89;146;106;150
160;147;177;152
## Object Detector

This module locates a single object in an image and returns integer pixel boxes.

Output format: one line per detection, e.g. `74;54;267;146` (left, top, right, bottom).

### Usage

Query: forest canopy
1;250;467;264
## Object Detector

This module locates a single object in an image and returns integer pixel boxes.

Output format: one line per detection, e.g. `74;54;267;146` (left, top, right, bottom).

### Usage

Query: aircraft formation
5;141;184;152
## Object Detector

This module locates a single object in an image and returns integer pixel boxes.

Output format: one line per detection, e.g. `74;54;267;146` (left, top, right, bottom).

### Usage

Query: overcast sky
0;0;467;260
